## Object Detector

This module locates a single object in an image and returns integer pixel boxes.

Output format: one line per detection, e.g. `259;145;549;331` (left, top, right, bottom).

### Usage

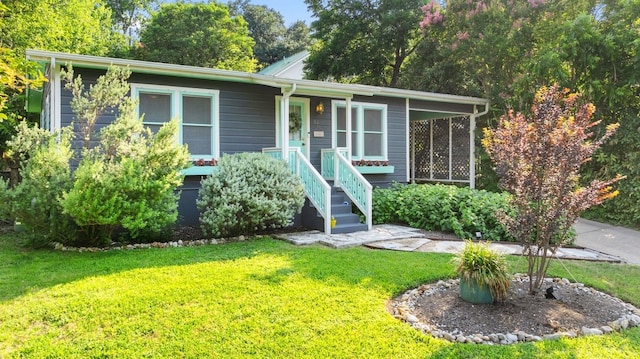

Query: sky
249;1;314;26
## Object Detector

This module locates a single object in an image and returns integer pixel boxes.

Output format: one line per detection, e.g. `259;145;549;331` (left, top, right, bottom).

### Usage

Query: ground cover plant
0;229;639;358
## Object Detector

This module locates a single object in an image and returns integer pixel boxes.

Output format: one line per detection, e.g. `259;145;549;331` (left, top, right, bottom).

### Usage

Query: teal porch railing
263;147;333;234
321;148;373;231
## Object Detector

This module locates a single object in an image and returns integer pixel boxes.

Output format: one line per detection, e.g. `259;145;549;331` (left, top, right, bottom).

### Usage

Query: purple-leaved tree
482;85;624;294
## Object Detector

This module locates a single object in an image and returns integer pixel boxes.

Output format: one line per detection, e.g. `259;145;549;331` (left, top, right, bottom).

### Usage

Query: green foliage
137;2;257;71
198;152;305;238
61;65;132;150
228;1;310;68
4;125;77;247
304;0;424;86
453;240;511;302
483;85;622;293
373;183;513;241
0;0;125;57
61;91;190;246
104;0;156;46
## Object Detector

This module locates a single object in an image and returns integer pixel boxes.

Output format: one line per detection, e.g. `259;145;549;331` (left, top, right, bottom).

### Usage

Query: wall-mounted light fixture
315;102;324;115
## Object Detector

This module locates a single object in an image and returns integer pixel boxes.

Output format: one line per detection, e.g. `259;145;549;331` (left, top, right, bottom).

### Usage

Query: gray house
26;49;488;234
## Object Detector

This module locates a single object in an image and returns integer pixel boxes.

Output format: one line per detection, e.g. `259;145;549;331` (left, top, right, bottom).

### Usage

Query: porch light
315;102;324;115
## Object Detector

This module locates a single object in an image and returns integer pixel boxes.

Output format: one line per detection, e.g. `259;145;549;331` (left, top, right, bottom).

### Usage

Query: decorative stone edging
390;274;640;345
50;235;261;252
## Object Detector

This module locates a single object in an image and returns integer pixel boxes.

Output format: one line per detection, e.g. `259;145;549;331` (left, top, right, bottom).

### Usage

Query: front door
276;97;310;158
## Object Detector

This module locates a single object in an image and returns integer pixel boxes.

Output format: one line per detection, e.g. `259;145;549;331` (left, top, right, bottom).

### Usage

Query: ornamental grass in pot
453;240;511;304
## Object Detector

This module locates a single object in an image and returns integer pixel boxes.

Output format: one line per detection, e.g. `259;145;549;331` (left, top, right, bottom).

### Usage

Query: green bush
372;183;515;241
197;152;305;238
61;113;189;246
4;126;78;246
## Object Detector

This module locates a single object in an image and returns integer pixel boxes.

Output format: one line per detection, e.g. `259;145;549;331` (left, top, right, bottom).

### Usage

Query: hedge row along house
25;49;488;234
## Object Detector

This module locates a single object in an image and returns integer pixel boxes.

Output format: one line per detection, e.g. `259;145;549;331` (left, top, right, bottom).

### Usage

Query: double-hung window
131;84;219;161
333;101;387;161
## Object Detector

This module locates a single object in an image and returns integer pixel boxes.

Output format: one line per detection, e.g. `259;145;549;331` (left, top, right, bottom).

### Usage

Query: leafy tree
482;85;623;293
0;47;46;163
304;0;425;87
104;0;156;46
228;1;310;68
0;0;125;166
137;2;257;72
0;0;124;56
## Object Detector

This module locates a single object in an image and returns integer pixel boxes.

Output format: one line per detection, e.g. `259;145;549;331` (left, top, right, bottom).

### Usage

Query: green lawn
1;233;639;358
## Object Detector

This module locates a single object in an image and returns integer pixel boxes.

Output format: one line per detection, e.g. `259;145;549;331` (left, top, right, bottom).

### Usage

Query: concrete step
331;222;368;234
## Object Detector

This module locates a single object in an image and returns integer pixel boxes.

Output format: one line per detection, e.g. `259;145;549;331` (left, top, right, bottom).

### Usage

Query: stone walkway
275;224;627;263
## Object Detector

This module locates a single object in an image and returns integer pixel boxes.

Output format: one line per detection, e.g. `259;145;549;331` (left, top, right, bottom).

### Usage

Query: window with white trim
333;101;387;161
131;84;219;160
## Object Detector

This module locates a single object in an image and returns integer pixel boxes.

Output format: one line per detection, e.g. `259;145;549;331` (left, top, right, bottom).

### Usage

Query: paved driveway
574;218;640;265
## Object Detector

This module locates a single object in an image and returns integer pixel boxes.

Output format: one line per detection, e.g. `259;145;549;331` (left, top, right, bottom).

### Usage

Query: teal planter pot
459;277;494;304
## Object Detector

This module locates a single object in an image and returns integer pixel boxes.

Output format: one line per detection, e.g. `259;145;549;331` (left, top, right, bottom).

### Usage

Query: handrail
321;147;348;180
263;147;332;234
334;150;373;231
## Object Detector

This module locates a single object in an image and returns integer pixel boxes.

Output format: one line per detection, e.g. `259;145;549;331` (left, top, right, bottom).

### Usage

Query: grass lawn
1;233;639;358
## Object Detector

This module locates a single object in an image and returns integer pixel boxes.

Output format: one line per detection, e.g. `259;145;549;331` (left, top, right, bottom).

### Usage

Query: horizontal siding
410;98;475;115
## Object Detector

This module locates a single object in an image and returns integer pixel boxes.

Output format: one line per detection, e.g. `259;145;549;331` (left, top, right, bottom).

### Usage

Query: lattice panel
410;116;471;183
410;120;431;179
451;117;470;180
431;119;450;180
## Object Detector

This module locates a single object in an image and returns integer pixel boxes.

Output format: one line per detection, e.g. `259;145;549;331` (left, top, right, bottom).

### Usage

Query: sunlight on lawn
0;239;639;358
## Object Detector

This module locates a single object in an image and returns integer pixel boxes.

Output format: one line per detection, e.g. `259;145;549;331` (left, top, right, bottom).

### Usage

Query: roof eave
25;49;489;109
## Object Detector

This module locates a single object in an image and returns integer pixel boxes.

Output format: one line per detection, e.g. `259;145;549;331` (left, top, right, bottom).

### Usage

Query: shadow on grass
0;230;456;302
2;230;640;358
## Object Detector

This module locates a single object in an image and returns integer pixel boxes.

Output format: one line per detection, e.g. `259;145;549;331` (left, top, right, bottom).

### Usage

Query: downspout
281;84;297;162
469;102;489;189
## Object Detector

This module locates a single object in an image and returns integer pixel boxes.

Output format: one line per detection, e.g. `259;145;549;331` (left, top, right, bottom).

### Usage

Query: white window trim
131;83;220;160
331;100;388;161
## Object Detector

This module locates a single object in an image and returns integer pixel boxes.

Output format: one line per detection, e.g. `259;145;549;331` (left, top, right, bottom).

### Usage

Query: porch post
469;114;476;189
281;84;297;162
345;96;352;160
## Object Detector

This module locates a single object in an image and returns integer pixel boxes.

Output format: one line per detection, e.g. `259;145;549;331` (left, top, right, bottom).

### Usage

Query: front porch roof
26;49;488;114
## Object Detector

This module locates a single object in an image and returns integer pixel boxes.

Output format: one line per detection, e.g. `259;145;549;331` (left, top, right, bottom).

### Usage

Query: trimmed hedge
373;183;515;242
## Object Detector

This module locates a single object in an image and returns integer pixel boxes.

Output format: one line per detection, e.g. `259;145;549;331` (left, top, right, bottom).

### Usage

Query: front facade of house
26;50;488;234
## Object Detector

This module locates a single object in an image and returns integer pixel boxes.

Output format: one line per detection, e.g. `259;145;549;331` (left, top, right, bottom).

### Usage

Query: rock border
50;235;260;252
390;274;640;345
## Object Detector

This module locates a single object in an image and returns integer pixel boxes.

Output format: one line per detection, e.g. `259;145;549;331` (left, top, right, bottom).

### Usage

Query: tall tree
137;2;256;72
304;0;425;87
0;0;123;166
0;0;125;56
228;1;310;68
104;0;156;46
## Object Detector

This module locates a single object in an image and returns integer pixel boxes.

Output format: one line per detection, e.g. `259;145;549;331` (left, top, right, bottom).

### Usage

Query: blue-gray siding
58;67;411;225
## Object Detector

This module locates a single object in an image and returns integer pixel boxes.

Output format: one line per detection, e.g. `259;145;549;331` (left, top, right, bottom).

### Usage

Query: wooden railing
321;148;373;231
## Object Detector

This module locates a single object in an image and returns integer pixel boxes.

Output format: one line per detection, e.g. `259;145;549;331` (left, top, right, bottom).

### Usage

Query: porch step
301;184;368;234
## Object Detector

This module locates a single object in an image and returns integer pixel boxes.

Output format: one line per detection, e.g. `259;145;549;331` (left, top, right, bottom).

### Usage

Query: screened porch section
409;116;474;187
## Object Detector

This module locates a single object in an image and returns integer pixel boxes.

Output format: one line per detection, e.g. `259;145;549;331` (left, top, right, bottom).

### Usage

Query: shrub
372;183;514;241
4;126;77;246
61;110;189;246
197;152;305;238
